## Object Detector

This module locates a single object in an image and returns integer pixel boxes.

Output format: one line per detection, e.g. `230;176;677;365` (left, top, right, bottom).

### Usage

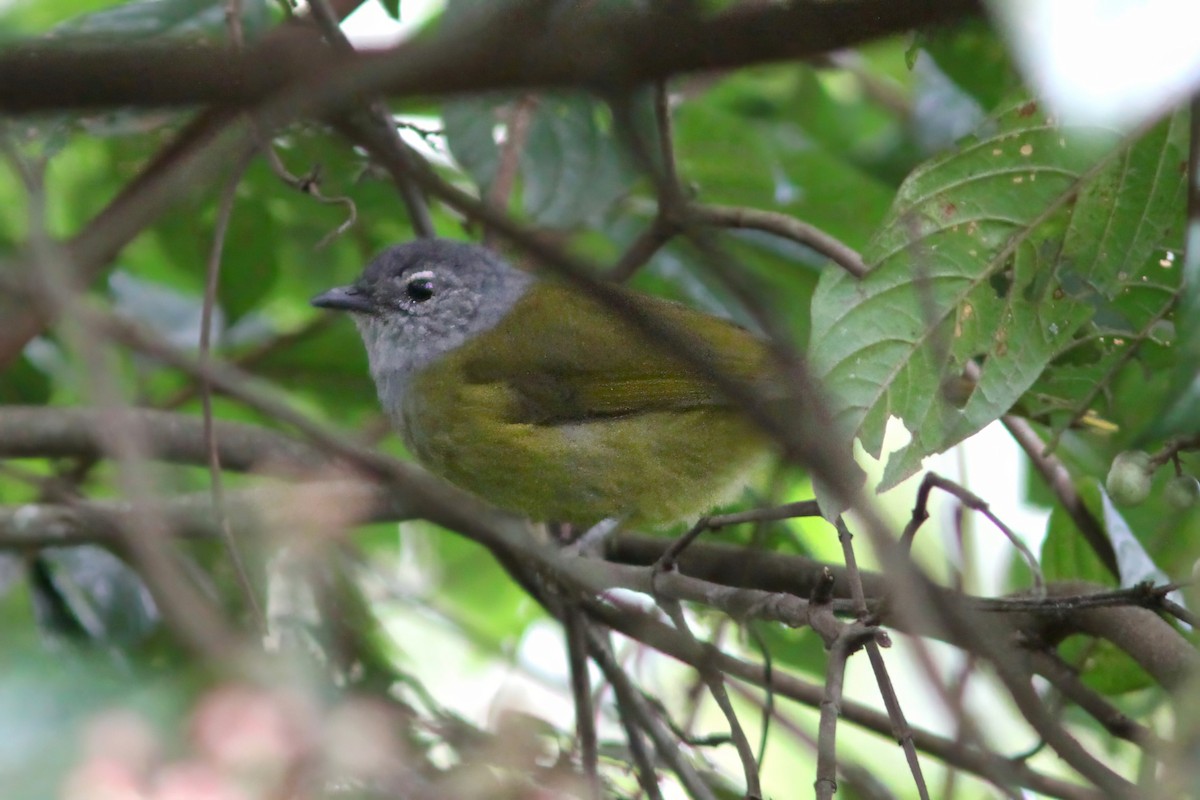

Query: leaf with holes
810;100;1186;490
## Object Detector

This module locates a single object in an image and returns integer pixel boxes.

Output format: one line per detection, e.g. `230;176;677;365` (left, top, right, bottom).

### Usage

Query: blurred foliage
0;1;1195;798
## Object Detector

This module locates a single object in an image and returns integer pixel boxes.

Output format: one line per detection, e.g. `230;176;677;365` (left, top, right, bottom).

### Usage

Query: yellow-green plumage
400;283;771;526
312;239;777;527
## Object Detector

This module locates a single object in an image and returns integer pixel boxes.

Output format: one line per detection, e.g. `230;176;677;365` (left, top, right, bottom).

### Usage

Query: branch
5;465;1192;696
0;406;329;473
1003;415;1118;578
308;0;435;238
586;628;718;800
692;204;867;278
608;535;1198;692
584;596;1104;800
0;0;372;371
0;1;984;113
1030;649;1164;751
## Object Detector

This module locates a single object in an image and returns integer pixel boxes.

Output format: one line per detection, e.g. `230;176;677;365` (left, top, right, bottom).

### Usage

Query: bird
312;238;774;527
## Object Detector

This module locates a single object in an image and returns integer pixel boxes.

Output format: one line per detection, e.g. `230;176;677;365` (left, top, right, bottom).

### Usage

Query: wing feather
458;284;770;425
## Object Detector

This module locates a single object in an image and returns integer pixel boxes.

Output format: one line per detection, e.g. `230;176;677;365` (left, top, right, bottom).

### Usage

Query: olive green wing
458;284;771;425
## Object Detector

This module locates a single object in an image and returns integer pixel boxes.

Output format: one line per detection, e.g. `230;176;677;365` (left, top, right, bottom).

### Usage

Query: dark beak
311;285;376;314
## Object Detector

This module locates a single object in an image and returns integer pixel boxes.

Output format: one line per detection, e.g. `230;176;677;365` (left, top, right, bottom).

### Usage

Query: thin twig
901;472;1045;594
584;597;1100;800
225;0;245;49
158;313;337;410
935;654;984;800
607;218;676;282
656;597;761;798
484;94;537;246
201;156;266;631
260;146;359;248
585;628;718;800
0;0;374;371
699;500;824;532
816;622;878;800
729;679;902;800
564;606;600;799
597;640;663;800
1030;649;1164;751
836;519;929;800
308;0;434;238
745;623;774;772
11;150;243;663
1147;434;1200;469
1040;295;1174;454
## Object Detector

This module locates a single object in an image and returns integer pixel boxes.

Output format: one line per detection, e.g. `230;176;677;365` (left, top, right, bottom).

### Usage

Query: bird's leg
562;516;626;558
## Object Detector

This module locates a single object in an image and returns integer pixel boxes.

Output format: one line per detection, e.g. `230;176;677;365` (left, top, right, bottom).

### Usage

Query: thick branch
0;1;982;113
2;474;1193;694
609;535;1198;692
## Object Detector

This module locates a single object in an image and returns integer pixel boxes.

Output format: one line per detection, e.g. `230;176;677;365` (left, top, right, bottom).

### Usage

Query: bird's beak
311;285;376;314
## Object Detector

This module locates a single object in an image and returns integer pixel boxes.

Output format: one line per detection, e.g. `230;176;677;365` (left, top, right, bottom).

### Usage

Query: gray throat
355;266;533;426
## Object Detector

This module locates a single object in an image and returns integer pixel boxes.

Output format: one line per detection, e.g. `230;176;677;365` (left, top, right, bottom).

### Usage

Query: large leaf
519;94;641;228
443;92;637;228
810;100;1186;489
442;94;505;194
673;91;895;247
53;0;272;40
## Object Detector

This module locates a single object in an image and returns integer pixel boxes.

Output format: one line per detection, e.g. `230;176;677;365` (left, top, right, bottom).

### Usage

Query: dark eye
405;271;435;302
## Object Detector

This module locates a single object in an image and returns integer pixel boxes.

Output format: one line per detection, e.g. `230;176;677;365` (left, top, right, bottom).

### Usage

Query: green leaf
443;93;638;228
1042;479;1114;586
1058;635;1156;695
810;101;1187;490
380;0;402;20
253;319;378;415
0;354;50;405
1043;481;1160;696
0;0;115;35
673;82;895;247
518;94;634;228
919;19;1019;111
216;198;281;322
431;529;543;645
53;0;273;40
33;547;159;646
442;95;505;194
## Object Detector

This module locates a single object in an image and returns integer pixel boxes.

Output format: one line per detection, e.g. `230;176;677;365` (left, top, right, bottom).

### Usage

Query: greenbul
312;239;772;526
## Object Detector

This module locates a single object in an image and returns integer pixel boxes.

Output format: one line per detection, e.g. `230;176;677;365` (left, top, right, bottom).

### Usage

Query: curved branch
692;204;867;278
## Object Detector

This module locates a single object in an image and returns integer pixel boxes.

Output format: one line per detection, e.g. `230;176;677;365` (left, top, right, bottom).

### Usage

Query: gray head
311;239;532;407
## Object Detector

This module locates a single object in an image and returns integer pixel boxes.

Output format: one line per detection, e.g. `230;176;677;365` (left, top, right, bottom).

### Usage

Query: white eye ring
405;270;435;302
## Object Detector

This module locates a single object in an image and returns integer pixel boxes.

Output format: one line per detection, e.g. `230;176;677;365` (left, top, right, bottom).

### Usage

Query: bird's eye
405;270;435;302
